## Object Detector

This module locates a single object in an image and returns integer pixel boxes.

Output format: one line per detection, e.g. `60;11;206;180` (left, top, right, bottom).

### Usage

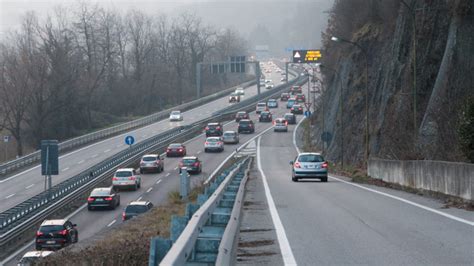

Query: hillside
309;0;473;166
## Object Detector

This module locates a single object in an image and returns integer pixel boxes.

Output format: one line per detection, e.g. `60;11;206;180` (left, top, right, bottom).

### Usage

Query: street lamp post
331;36;370;164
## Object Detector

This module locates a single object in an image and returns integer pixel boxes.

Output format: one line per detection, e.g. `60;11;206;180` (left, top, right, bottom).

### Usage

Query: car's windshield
298;155;324;163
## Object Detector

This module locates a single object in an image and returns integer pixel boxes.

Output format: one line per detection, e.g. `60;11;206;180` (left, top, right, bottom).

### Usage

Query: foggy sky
0;0;333;55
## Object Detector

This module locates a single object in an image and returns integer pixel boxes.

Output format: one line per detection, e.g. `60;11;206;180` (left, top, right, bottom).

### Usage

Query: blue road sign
125;135;135;146
304;110;312;117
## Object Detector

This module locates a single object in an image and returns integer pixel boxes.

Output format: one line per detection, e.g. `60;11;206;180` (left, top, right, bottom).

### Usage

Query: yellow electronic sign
292;50;322;63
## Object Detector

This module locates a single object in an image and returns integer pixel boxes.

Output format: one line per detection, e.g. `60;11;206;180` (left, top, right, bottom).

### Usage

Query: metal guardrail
157;157;251;265
0;80;256;177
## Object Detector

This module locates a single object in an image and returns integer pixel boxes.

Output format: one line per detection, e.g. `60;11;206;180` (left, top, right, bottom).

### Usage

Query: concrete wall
368;159;473;201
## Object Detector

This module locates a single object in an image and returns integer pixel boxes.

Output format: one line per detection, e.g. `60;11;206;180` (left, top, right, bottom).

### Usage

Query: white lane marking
116;144;122;148
107;219;116;227
291;119;474;227
77;160;85;164
156;179;162;185
257;136;297;265
91;154;98;158
137;196;143;201
5;193;15;199
25;184;34;189
62;167;70;172
197;150;201;154
104;149;111;153
174;167;178;170
165;173;170;177
146;187;153;193
293;117;306;154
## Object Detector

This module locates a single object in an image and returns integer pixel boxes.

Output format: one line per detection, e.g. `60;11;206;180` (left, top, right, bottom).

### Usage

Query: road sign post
3;136;9;161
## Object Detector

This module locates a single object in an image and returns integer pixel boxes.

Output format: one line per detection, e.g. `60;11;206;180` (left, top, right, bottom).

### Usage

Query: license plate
95;198;103;202
307;165;316;169
47;241;55;244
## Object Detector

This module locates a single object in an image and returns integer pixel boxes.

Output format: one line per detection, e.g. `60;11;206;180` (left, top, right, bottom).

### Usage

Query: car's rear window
288;99;295;103
142;156;157;161
207;138;219;142
171;111;180;115
298;155;324;163
224;132;235;136
115;171;132;177
39;225;64;233
125;205;148;213
91;189;111;197
257;103;266;107
239;121;251;125
276;119;286;123
237;112;246;116
169;143;182;148
182;159;196;164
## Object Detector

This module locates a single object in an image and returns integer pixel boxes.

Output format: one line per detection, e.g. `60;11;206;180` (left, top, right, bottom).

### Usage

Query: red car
280;93;290;101
296;94;306;103
290;86;302;95
235;111;250;122
166;143;186;157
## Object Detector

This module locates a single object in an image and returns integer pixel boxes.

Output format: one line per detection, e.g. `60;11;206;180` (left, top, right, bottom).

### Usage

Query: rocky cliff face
310;0;473;166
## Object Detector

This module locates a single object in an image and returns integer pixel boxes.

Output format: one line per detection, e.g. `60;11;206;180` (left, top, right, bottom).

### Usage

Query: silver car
169;110;183;121
273;118;288;132
222;131;239;144
112;168;141;190
290;153;328;182
204;137;224;152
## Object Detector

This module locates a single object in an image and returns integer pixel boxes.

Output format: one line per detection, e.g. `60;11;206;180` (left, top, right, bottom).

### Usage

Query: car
205;122;223;137
229;92;240;103
280;77;286;82
290;153;328;182
286;98;296;109
122;201;154;221
169;110;183;121
290;86;302;95
265;69;271;73
204;137;224;152
267;99;278;108
19;251;54;265
291;104;304;114
140;154;164;173
280;93;290;101
35;219;78;250
112;168;141;191
179;156;202;174
265;83;274;90
296;93;306;103
259;111;273;122
284;113;297;125
238;119;255;134
265;79;272;83
235;111;249;122
235;87;245;96
274;118;288;132
222;131;239;144
256;102;268;114
166;143;186;157
87;187;120;210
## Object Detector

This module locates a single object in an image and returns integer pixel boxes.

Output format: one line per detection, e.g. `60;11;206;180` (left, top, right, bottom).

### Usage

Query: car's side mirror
289;161;294;165
73;224;77;227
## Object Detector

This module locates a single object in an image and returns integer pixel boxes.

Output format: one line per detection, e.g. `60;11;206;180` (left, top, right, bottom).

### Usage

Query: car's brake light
59;229;68;236
112;177;118;181
36;231;43;237
87;197;94;202
122;212;126;221
216;126;221;130
285;121;288;126
167;148;171;152
322;162;328;168
205;127;209;130
179;162;183;167
105;197;113;201
178;148;183;152
128;176;136;180
273;121;275;125
194;162;199;166
294;162;301;168
205;142;209;145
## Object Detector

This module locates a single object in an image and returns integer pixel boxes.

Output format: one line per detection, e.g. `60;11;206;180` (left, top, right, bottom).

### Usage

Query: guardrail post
185;203;200;220
148;237;172;266
170;215;189;243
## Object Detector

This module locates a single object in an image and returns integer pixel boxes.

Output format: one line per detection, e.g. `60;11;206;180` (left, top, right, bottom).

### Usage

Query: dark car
267;99;278;108
291;104;304;114
235;111;249;122
280;93;290;101
87;187;120;210
166;143;186;157
290;86;302;95
205;122;223;137
122;201;154;221
259;111;273;122
296;94;306;103
284;113;297;125
140;154;164;173
238;119;255;134
179;156;202;174
35;219;78;250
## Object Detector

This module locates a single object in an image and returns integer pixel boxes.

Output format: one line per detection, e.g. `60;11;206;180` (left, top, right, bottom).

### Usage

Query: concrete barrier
368;159;473;201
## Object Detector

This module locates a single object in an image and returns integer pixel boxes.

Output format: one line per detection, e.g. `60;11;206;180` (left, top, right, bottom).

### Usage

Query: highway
0;68;283;212
2;62;290;265
255;117;474;265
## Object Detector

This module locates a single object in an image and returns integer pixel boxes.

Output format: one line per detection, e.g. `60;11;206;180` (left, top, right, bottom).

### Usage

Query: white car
265;83;274;90
112;168;141;191
19;251;53;265
204;137;224;152
256;102;268;114
280;77;286;82
235;87;245;96
265;79;272;83
169;110;183;121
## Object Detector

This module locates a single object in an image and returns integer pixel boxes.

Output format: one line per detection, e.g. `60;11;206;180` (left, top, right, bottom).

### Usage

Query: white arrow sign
294;51;301;58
